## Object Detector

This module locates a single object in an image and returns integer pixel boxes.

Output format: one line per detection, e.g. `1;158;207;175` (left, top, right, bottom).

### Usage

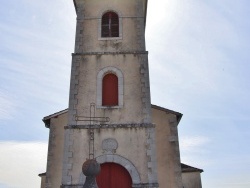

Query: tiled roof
181;163;204;173
38;172;46;177
151;104;183;123
42;108;68;128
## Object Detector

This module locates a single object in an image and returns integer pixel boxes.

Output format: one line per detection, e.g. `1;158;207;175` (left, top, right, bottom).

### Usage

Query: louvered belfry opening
102;73;118;106
101;11;119;37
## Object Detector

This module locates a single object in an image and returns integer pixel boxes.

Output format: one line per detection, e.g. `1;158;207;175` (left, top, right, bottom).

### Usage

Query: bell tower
62;0;159;187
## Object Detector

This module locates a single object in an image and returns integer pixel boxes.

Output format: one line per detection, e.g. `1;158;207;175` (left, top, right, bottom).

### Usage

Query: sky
0;0;250;187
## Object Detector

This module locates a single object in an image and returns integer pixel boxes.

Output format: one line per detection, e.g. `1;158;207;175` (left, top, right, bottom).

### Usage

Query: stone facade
38;173;46;188
62;0;159;187
39;0;203;188
182;172;203;188
44;111;67;187
41;105;202;188
181;163;203;188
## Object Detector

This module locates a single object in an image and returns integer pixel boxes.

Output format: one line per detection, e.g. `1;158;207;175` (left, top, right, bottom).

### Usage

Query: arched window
97;67;123;108
102;73;118;106
102;11;119;38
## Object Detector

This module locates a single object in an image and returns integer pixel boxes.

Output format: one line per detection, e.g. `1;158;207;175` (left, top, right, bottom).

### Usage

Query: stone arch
96;154;141;184
100;9;121;18
98;7;123;18
96;66;123;108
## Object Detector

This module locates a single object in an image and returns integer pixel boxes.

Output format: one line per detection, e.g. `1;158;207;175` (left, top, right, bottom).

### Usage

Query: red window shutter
102;74;118;106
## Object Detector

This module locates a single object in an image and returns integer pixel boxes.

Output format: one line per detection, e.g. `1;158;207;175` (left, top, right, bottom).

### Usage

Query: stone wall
182;172;202;188
45;112;67;188
43;106;183;188
152;108;183;188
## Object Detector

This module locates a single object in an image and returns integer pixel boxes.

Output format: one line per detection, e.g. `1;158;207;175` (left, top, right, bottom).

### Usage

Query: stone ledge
65;123;155;129
61;183;159;188
72;51;148;56
60;185;83;188
60;183;161;188
132;183;159;188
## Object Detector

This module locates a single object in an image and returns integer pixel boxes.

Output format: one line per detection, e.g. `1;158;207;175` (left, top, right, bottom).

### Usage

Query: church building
39;0;203;187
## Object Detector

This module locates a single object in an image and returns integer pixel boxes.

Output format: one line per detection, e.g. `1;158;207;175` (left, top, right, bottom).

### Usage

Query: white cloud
146;0;246;116
180;135;211;152
0;0;75;115
0;92;16;120
179;136;212;167
0;141;47;188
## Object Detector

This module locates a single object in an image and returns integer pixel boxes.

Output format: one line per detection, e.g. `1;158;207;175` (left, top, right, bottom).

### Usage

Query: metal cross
75;103;110;159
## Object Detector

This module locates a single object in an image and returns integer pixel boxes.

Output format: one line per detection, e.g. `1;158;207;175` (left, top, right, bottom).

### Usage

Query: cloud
146;0;243;112
0;0;75;116
179;136;212;167
180;135;211;152
182;1;241;90
0;141;47;188
0;91;16;120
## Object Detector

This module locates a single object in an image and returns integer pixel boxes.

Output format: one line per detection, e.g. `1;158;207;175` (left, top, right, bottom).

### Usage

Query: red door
96;163;132;188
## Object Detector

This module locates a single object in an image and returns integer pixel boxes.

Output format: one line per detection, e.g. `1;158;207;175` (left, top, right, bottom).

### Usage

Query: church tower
40;1;204;187
62;0;159;187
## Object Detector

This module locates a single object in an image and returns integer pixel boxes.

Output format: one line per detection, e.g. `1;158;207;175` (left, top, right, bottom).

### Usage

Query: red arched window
102;73;118;106
102;11;119;37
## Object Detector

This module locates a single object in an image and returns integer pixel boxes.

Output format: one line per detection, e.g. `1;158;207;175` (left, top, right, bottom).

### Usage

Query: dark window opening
102;74;118;106
102;12;119;38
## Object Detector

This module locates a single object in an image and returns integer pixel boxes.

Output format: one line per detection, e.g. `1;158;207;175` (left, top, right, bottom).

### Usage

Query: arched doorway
96;163;132;188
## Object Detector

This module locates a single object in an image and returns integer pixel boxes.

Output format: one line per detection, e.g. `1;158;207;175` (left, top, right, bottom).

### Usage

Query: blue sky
0;0;250;187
